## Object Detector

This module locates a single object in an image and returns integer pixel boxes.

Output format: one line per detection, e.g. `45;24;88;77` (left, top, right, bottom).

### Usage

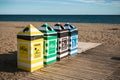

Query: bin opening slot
23;27;29;32
47;27;52;31
70;25;74;28
60;26;64;30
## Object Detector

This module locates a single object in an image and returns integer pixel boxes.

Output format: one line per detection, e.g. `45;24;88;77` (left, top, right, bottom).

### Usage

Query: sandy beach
0;22;120;54
0;22;120;79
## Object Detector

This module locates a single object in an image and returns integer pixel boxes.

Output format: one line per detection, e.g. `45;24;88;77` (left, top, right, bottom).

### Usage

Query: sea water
0;15;120;24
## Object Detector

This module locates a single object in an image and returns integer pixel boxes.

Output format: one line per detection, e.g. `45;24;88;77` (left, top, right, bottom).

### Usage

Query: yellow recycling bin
17;24;44;72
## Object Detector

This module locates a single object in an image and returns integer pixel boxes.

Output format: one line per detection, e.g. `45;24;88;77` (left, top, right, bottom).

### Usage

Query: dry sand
0;22;120;79
0;22;120;54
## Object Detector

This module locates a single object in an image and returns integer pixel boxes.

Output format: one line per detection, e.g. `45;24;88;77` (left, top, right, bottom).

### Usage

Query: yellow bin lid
17;24;43;36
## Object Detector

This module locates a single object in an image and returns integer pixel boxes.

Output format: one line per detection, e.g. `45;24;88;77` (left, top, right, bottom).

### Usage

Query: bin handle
60;25;65;30
47;27;53;31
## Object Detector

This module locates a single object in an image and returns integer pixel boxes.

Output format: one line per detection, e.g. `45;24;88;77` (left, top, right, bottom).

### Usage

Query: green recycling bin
39;23;57;65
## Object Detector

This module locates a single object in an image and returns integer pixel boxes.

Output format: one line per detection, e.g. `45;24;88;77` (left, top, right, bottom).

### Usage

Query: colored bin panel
64;23;78;56
17;24;44;72
53;23;69;61
39;23;57;65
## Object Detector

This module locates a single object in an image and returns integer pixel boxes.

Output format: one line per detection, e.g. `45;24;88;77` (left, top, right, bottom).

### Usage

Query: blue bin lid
64;23;77;31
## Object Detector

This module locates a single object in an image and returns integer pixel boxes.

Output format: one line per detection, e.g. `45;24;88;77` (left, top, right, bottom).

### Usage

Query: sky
0;0;120;15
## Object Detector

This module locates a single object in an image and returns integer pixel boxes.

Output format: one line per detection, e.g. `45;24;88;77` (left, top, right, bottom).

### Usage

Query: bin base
69;53;78;56
57;55;69;61
44;59;56;65
18;65;43;72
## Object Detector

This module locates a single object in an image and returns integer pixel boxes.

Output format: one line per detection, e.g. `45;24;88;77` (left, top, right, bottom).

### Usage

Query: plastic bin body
39;23;57;65
64;23;78;56
53;23;69;61
17;24;44;72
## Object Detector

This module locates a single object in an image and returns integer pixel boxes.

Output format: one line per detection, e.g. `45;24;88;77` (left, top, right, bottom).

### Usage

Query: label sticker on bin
72;36;77;48
62;37;68;51
34;43;42;58
19;44;28;59
49;40;56;54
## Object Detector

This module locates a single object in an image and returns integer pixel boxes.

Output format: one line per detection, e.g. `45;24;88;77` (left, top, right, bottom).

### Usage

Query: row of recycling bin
17;23;78;72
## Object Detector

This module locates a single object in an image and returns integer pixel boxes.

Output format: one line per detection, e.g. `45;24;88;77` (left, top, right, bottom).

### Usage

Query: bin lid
17;24;43;36
53;23;67;31
39;23;57;35
64;23;77;31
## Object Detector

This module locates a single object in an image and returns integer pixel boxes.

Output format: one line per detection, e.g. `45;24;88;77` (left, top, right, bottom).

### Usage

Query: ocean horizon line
0;15;120;24
0;14;120;16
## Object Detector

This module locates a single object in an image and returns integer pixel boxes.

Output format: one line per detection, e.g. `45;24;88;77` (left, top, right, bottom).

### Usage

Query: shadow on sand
0;51;26;72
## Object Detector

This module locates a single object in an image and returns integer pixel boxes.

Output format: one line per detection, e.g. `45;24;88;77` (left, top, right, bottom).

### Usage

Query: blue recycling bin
64;23;78;56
